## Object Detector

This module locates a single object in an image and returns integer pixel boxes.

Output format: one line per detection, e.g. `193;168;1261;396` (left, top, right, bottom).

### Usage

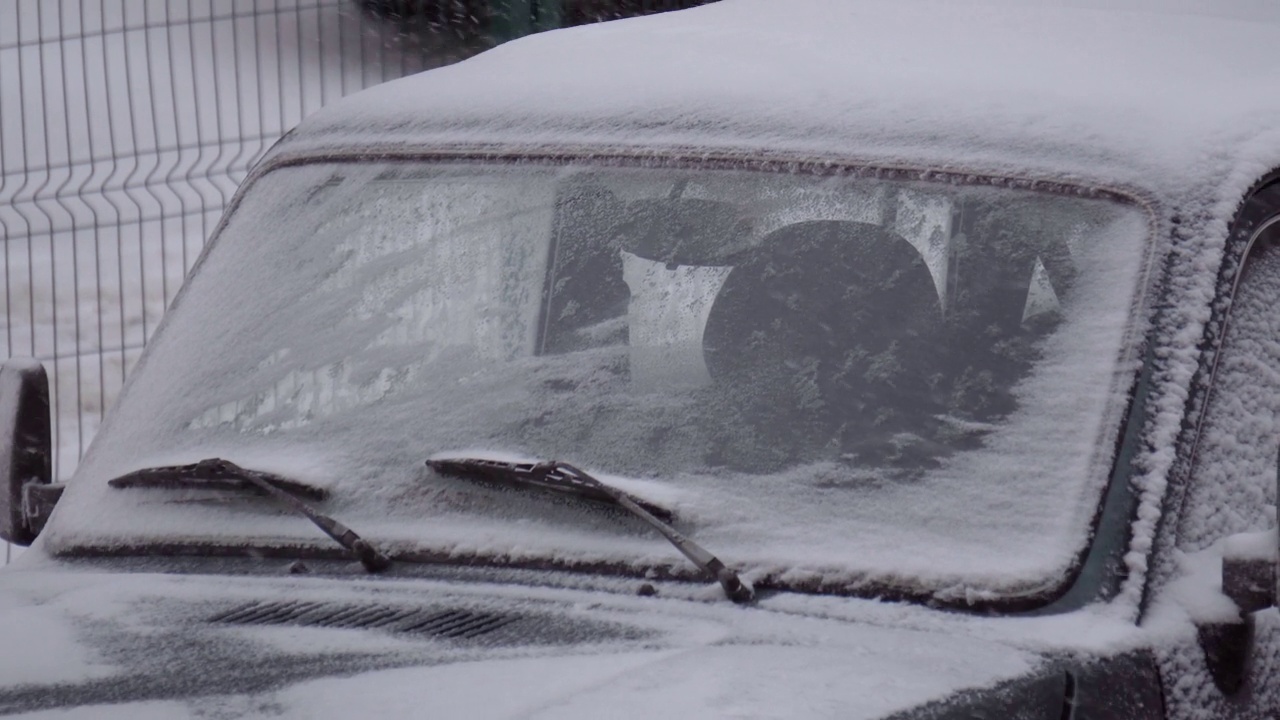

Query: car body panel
6;0;1280;717
0;560;1061;718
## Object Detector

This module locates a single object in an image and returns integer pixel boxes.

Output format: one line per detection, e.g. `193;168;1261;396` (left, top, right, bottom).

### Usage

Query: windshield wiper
426;456;676;522
426;457;753;603
107;458;391;573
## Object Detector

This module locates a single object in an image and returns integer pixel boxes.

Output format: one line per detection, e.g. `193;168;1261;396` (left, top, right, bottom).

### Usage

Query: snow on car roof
274;0;1280;199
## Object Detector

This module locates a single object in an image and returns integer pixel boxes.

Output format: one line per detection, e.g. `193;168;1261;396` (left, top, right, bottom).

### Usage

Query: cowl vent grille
208;601;517;640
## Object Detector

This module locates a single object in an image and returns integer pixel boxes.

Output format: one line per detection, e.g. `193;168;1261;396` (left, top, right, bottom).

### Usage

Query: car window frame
59;149;1163;614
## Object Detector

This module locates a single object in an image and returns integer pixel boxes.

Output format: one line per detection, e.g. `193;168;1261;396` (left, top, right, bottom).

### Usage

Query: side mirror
0;360;58;545
1221;528;1278;614
1197;448;1280;696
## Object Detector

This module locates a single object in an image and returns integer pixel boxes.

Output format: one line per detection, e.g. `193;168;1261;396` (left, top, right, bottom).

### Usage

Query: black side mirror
0;360;56;546
1197;446;1280;695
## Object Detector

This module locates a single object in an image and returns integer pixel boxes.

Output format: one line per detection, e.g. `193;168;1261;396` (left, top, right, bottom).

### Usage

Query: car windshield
52;159;1153;603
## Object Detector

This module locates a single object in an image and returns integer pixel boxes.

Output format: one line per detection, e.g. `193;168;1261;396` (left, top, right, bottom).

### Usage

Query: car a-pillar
1180;173;1280;698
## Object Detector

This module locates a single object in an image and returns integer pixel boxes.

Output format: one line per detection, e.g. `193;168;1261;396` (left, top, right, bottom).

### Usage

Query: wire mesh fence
0;0;708;561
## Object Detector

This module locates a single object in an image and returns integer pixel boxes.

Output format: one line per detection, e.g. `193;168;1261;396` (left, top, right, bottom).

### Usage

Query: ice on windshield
52;161;1152;601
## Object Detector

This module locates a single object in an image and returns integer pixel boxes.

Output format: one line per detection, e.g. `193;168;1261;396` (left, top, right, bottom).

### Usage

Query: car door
1159;174;1280;719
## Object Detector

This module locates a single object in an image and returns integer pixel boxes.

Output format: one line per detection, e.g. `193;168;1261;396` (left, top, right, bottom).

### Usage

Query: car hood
0;562;1052;719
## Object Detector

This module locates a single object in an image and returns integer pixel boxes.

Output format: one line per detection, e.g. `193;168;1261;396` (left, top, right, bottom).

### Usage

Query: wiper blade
108;458;390;573
107;460;329;501
427;457;753;604
426;456;676;522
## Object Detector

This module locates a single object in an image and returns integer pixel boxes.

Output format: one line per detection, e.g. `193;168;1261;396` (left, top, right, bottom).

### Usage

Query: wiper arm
427;457;753;603
108;458;391;573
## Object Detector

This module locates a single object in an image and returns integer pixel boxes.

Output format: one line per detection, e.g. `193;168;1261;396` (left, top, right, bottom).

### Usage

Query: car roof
271;0;1280;206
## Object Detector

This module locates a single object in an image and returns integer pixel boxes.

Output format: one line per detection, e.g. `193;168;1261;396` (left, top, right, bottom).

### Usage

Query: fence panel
0;0;710;563
1;0;484;484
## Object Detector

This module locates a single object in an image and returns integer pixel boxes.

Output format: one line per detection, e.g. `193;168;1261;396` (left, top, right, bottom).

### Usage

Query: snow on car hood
0;561;1045;719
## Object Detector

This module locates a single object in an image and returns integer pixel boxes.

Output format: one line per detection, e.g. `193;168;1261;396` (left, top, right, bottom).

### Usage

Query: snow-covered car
3;0;1280;717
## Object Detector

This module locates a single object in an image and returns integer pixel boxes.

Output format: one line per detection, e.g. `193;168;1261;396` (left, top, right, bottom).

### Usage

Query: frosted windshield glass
57;161;1152;601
